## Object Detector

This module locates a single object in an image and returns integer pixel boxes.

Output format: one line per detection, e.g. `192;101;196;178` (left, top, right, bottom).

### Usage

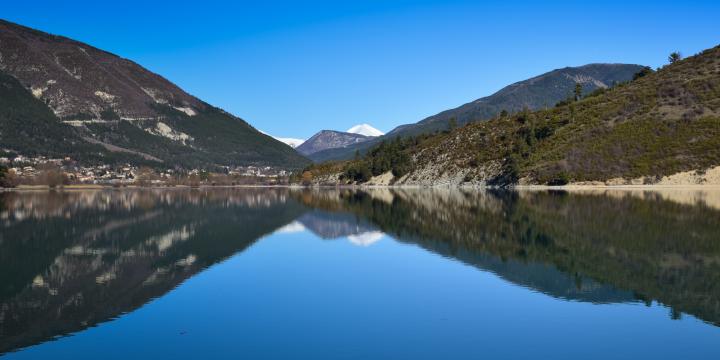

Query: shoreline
4;183;720;192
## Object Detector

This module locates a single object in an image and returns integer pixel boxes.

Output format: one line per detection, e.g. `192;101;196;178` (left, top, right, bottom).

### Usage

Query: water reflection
293;210;385;246
294;188;720;323
0;189;304;354
1;188;720;355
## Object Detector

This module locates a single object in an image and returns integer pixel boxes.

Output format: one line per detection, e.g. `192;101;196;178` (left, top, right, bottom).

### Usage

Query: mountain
347;124;384;137
275;137;305;148
386;63;646;138
295;130;372;156
261;131;304;148
308;44;720;186
307;63;645;162
296;124;383;157
0;19;308;169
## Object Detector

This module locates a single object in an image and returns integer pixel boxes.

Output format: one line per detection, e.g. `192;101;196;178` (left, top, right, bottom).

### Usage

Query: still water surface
1;188;719;359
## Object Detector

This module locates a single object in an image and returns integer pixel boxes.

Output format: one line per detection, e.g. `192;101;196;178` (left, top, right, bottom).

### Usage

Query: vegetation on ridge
307;63;644;163
300;45;720;185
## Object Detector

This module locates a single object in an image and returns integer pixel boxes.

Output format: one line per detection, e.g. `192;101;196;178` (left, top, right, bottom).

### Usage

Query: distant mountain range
307;63;645;162
294;124;384;156
296;130;372;156
0;19;308;169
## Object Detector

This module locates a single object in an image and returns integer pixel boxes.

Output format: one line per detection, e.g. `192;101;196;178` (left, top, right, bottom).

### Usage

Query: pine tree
668;51;682;64
448;117;457;131
574;82;582;101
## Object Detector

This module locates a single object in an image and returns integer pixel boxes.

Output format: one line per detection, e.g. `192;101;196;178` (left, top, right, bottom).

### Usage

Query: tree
633;66;654;80
668;51;682;64
499;109;509;118
36;164;68;188
448;117;457;131
301;171;313;186
0;167;18;188
344;163;372;183
574;82;583;101
547;171;570;186
0;166;8;188
135;166;158;186
199;170;210;182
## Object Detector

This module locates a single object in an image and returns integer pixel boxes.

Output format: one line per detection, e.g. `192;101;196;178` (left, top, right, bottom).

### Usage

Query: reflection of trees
3;187;720;354
0;189;305;354
294;188;720;326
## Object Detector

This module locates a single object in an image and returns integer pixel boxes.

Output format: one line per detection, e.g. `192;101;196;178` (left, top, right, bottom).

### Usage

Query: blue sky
3;1;719;139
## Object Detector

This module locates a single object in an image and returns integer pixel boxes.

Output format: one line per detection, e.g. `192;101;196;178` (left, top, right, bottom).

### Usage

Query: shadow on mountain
0;189;305;355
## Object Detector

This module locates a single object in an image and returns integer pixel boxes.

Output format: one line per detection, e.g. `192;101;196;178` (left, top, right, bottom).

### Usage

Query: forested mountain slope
0;20;308;169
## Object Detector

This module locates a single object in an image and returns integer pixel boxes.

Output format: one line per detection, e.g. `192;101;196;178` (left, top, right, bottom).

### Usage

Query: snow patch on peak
276;137;305;148
347;124;384;137
259;130;305;148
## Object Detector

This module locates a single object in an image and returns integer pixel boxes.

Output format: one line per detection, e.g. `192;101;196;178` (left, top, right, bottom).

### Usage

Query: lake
1;188;719;359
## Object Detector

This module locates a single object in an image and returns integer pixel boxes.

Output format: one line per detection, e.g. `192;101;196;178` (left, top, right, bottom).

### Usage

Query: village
0;155;291;187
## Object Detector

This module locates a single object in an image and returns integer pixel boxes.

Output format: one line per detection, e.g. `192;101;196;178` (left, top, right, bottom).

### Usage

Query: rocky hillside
296;130;372;156
0;20;308;169
304;44;720;186
308;63;644;162
0;71;121;163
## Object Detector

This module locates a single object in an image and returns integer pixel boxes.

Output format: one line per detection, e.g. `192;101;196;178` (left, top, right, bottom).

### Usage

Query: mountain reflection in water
1;188;719;355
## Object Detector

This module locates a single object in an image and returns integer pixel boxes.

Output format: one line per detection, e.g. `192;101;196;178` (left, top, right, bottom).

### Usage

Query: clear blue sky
3;1;719;139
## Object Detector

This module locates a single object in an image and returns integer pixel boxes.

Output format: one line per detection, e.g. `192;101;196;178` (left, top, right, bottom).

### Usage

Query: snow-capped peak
347;124;384;137
260;130;305;148
275;137;305;148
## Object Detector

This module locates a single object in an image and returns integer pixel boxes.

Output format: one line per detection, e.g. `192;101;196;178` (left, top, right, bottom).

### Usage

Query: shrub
547;172;570;186
343;163;372;183
0;165;15;188
633;66;654;80
301;171;313;186
534;125;554;141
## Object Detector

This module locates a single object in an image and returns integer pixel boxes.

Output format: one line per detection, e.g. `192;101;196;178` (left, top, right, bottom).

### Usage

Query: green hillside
315;45;720;185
